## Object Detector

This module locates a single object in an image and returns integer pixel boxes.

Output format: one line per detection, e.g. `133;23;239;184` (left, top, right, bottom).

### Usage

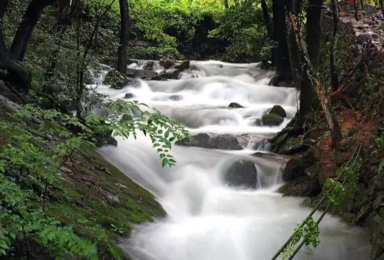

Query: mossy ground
0;99;165;259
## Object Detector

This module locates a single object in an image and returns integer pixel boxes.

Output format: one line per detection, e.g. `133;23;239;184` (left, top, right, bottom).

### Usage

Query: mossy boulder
262;113;284;126
176;133;242;150
104;69;136;89
269;105;286;118
277;136;305;154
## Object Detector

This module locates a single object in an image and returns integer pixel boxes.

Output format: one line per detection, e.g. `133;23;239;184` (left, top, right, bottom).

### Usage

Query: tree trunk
354;0;359;20
0;0;11;21
272;0;291;79
223;0;229;8
330;0;339;91
117;0;130;74
360;0;364;10
261;0;272;39
306;0;323;73
380;0;384;15
295;0;322;119
287;12;342;147
10;0;58;61
0;0;30;94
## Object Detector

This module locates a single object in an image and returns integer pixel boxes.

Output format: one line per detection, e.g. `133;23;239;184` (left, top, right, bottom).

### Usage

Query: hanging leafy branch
106;99;192;167
272;143;362;260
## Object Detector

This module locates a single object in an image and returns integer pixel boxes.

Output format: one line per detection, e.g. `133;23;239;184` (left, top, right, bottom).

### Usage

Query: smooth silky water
91;61;371;260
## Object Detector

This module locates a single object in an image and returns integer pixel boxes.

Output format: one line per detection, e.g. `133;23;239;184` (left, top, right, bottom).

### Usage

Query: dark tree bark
261;0;272;39
0;0;11;21
272;0;291;79
294;0;302;16
287;12;342;147
306;0;323;73
380;0;384;15
10;0;58;61
354;0;359;20
117;0;130;74
223;0;229;8
330;0;339;91
289;0;323;119
0;0;30;94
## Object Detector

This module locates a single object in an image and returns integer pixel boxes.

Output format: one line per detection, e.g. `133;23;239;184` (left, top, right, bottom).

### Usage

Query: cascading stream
93;61;370;260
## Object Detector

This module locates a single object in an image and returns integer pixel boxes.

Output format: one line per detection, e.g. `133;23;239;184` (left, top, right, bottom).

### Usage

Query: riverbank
272;4;384;259
0;88;165;259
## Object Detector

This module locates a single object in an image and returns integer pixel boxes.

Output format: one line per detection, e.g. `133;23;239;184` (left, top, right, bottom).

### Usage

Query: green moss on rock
269;105;286;118
262;113;284;126
0;101;165;259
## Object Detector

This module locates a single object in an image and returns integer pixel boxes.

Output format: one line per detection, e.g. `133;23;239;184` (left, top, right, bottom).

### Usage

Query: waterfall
92;60;370;260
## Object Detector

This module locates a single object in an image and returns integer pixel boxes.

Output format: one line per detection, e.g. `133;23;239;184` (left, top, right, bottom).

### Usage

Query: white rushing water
94;61;370;260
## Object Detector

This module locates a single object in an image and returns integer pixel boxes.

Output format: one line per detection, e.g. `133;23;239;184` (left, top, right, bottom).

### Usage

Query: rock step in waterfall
92;60;371;260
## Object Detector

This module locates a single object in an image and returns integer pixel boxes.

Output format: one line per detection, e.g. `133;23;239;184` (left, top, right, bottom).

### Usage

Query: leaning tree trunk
288;12;342;147
0;0;30;94
117;0;130;74
10;0;58;61
270;0;291;85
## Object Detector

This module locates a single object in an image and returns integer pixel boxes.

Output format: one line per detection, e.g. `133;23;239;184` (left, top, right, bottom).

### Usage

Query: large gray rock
126;60;190;81
126;68;159;79
176;133;242;150
357;32;379;44
224;160;257;189
104;70;136;89
175;60;190;71
160;59;177;69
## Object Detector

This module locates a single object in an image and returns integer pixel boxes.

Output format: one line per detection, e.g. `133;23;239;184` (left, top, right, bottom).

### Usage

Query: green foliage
38;226;98;259
128;46;184;60
209;0;269;61
324;178;345;206
282;217;320;259
130;0;223;46
278;158;361;259
0;89;190;257
107;99;191;167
